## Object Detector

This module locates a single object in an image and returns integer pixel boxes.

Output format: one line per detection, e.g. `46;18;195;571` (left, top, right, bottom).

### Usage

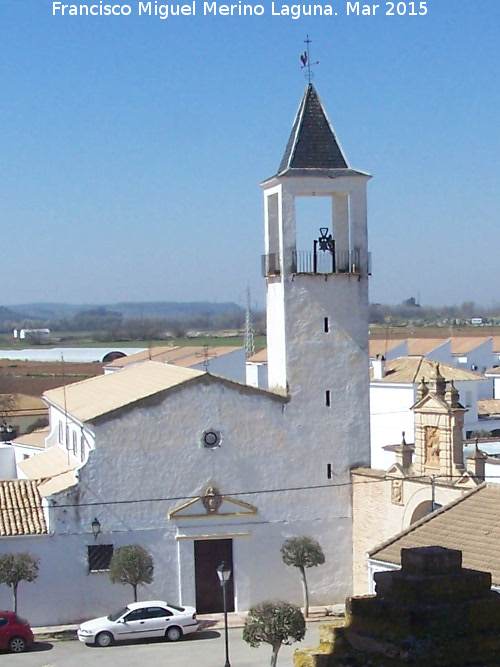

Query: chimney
372;355;386;380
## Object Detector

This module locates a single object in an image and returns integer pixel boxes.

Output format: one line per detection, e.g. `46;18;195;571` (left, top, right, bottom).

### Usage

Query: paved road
0;624;321;666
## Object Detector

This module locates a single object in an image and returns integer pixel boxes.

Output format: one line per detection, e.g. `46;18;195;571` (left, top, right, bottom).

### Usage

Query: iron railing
262;250;370;277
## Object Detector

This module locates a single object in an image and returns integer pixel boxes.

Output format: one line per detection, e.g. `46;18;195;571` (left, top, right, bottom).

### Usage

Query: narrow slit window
324;317;329;333
325;390;331;407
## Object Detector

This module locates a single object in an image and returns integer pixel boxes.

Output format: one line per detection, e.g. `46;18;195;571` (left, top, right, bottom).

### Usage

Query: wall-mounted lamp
0;421;14;442
91;518;101;540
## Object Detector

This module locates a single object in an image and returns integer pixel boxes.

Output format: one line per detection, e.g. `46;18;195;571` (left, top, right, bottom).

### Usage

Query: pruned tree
0;552;39;613
109;545;154;601
243;600;305;667
281;536;325;617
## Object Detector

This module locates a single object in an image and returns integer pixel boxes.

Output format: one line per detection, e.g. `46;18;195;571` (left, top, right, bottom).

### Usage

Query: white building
0;83;371;625
103;344;247;383
13;328;51;341
370;357;498;470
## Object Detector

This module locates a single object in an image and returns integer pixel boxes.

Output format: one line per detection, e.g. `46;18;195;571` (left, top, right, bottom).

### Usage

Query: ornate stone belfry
412;367;467;480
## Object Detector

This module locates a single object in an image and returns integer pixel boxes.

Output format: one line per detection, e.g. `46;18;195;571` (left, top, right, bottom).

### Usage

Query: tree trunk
13;583;18;613
270;642;281;667
132;584;138;602
300;565;309;617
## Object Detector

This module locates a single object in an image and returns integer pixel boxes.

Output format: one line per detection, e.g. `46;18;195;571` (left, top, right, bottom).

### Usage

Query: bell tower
261;83;371;470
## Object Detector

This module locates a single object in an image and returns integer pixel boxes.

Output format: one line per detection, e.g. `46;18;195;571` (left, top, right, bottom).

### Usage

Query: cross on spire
300;35;319;82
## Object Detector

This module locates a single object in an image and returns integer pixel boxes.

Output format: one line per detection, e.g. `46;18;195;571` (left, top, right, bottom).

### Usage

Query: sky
1;0;499;310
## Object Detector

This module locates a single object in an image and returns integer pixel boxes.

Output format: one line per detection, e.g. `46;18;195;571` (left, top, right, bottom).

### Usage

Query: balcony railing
262;250;370;277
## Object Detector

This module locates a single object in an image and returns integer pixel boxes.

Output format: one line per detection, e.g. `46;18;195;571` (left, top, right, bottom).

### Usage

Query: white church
5;83;372;625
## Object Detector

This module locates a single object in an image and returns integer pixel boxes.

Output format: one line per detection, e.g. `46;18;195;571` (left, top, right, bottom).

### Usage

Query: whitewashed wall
35;376;355;623
370;384;415;469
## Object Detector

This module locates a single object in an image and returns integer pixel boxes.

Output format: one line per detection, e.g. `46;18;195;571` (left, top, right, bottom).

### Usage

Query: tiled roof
0;479;47;536
477;399;500;417
18;445;78;480
451;337;491;354
369;340;407;358
369;485;500;586
277;84;348;174
0;393;47;415
371;356;482;384
247;349;268;363
105;345;240;369
12;428;48;449
44;361;205;423
38;470;77;497
406;338;450;355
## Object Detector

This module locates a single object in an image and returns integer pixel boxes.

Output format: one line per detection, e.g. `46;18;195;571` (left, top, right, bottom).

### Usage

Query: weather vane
300;35;319;82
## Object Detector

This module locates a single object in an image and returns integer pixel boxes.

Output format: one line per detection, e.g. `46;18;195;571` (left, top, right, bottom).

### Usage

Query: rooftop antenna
196;345;217;371
244;286;255;360
300;35;319;82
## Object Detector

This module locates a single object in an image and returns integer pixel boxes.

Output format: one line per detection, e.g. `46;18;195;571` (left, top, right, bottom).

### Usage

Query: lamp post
216;561;231;667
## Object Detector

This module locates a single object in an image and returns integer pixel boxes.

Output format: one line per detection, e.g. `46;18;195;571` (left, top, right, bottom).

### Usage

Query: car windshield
107;606;129;622
166;603;184;612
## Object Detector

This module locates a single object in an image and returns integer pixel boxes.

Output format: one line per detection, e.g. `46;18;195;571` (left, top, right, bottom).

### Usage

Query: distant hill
6;301;243;320
0;306;22;322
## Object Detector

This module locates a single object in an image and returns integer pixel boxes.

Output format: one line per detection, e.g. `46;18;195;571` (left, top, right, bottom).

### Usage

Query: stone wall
295;546;500;666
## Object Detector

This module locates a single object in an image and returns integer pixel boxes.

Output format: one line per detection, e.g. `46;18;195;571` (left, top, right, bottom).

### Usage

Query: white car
77;600;199;647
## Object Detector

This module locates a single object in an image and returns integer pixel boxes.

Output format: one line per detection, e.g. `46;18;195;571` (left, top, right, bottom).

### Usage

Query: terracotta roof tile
18;445;78;479
247;349;268;363
451;337;491;354
370;356;482;384
406;338;450;355
106;345;240;369
369;485;500;586
12;428;48;449
44;361;205;423
0;479;47;536
477;399;500;417
369;340;407;358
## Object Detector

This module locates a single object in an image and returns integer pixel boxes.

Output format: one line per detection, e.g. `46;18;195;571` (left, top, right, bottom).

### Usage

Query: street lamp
216;561;232;667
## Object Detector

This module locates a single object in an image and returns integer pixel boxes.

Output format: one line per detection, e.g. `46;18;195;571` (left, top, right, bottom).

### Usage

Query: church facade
8;84;371;625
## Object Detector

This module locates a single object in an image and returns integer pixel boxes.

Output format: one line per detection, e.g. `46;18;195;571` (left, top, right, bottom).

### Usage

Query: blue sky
2;1;499;309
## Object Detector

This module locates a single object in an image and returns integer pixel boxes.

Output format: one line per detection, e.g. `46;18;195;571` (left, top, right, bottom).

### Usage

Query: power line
7;472;496;514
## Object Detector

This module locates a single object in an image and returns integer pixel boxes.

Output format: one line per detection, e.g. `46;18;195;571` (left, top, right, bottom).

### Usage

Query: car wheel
95;631;113;647
9;636;27;653
165;625;182;642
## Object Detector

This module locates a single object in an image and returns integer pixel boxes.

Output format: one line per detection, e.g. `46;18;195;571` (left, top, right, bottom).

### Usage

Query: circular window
202;430;221;448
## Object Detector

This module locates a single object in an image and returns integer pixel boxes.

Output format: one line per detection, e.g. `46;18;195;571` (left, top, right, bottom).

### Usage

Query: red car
0;611;34;653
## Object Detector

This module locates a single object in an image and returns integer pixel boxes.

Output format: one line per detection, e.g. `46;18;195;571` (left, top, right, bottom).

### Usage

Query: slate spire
278;84;348;174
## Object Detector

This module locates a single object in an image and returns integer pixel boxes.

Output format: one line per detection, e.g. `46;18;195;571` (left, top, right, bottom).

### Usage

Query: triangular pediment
386;463;407;478
412;392;451;413
454;472;480;489
169;486;258;520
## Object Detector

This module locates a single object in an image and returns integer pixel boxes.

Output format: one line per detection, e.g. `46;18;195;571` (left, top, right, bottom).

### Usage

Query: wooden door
194;539;234;614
